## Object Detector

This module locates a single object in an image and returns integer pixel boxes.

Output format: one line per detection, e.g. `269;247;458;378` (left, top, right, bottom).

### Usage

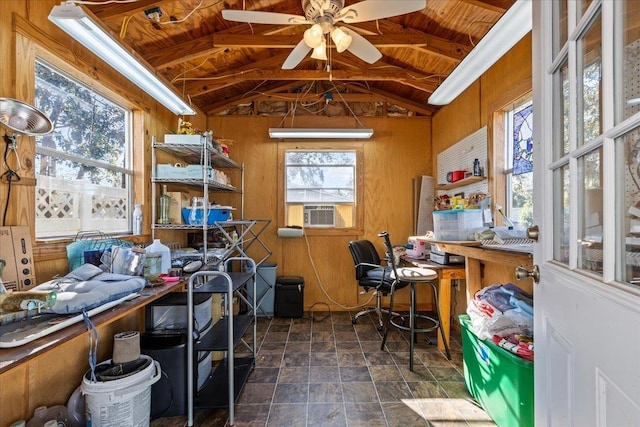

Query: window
504;100;533;227
283;149;359;229
33;60;133;238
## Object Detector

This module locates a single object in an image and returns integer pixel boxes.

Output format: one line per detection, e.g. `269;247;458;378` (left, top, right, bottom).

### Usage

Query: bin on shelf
458;314;534;427
275;276;304;318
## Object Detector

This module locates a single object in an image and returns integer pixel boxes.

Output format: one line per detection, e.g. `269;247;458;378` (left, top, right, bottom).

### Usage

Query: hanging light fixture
310;39;328;61
48;2;196;115
303;23;325;48
269;128;373;139
330;27;352;53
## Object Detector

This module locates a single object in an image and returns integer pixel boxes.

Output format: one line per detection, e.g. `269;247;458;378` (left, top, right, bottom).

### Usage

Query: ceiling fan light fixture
303;23;325;48
310;40;328;60
331;27;352;53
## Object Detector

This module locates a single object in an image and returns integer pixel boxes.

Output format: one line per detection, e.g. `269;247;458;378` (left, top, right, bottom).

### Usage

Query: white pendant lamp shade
311;40;327;60
303;24;324;48
331;27;352;53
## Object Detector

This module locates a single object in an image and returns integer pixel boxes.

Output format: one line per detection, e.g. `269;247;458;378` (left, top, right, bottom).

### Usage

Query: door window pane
616;1;640;123
578;0;593;20
553;0;568;56
578;15;602;146
618;125;640;287
554;165;570;264
554;59;571;159
578;147;602;274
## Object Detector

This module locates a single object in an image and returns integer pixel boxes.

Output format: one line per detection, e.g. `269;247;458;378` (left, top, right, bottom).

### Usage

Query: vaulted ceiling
86;0;516;117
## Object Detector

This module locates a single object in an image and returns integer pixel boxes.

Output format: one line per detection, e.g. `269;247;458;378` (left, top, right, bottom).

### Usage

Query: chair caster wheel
352;318;357;325
376;325;383;331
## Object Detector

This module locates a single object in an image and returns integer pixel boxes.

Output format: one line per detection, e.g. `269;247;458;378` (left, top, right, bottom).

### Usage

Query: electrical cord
302;226;376;311
1;134;21;226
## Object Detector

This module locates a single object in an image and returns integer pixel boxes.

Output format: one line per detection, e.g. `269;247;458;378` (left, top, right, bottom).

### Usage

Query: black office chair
348;239;408;331
378;231;451;370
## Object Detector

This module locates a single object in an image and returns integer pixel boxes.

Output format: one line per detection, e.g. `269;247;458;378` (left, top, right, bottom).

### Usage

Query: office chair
348;239;408;331
378;231;451;370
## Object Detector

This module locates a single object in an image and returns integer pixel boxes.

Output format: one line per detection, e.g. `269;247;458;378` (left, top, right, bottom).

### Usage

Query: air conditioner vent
303;205;335;227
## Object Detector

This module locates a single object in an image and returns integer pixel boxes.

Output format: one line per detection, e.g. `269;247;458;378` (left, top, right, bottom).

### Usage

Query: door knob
527;225;539;241
515;265;540;283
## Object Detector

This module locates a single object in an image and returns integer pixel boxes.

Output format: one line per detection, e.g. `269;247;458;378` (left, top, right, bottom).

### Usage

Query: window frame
33;59;135;239
277;142;364;236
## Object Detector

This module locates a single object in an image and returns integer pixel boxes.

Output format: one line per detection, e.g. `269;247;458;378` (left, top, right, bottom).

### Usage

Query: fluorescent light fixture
428;0;532;105
269;128;373;139
48;2;196;115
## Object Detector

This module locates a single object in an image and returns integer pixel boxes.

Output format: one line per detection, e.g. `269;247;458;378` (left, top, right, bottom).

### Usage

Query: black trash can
140;333;187;418
274;276;304;318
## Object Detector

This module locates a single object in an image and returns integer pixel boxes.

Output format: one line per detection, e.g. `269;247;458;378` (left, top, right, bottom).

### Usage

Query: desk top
0;281;183;374
402;256;465;270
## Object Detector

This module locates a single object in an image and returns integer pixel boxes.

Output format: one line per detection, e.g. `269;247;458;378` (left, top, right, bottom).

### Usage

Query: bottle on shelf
146;239;172;274
473;158;482;177
133;203;143;235
158;185;171;225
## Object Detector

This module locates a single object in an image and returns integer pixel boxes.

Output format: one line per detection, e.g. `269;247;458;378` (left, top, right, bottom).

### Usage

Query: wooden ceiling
86;0;516;117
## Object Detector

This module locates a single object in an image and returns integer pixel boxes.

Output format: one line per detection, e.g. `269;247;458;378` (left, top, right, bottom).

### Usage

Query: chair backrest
348;240;382;280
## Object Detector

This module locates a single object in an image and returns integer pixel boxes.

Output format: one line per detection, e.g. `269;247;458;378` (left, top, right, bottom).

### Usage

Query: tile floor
150;310;496;427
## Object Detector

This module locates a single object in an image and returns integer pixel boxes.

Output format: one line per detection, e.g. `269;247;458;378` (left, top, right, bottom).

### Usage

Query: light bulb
303;24;324;48
310;40;327;60
8;115;28;131
331;27;352;53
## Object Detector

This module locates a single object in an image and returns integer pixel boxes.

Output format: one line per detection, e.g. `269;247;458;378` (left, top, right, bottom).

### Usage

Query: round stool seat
391;267;438;282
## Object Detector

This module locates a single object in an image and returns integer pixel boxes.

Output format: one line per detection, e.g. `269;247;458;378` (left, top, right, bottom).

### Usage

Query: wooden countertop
415;238;533;268
0;280;184;374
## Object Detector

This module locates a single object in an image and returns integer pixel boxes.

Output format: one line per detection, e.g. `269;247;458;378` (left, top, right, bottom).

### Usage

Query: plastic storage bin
432;209;483;241
458;314;534;427
181;207;231;225
247;263;276;317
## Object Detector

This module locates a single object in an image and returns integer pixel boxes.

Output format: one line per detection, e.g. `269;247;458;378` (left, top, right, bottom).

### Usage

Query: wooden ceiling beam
345;22;471;63
86;0;168;19
459;0;515;14
203;81;305;114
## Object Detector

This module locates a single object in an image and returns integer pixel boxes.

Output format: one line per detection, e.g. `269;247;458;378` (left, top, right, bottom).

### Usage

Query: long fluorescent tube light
428;0;532;105
269;128;373;139
49;2;196;116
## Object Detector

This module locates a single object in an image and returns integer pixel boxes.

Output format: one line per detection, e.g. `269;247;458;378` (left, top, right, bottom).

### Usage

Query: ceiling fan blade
343;29;382;64
335;0;425;24
282;39;313;69
222;9;309;25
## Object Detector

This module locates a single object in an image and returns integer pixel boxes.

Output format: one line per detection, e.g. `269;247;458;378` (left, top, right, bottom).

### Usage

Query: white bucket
81;355;161;427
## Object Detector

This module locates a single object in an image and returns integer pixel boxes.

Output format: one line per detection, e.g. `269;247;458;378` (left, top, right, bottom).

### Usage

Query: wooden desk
0;281;183;424
420;240;534;298
402;257;466;352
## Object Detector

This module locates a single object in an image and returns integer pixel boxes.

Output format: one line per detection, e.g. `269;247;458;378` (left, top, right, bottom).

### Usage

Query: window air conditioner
303;205;335;227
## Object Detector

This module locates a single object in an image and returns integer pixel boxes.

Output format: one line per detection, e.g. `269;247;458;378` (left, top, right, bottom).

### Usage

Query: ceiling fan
222;0;426;69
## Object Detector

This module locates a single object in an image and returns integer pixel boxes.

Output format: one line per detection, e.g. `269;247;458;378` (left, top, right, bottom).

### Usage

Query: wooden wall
207;115;433;313
432;34;533;314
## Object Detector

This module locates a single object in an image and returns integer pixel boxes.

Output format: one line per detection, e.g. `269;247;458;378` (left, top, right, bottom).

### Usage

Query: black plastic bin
274;276;304;318
140;333;187;418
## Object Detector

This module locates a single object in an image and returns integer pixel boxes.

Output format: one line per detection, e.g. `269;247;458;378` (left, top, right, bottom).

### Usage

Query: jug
190;197;206;225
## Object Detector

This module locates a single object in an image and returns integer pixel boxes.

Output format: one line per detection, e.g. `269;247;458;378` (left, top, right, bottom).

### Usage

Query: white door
532;0;640;425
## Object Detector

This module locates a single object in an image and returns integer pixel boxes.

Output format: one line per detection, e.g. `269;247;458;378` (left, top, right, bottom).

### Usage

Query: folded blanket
31;264;146;314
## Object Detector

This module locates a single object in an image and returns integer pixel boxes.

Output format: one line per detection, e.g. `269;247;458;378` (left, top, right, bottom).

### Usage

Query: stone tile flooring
150;310;496;427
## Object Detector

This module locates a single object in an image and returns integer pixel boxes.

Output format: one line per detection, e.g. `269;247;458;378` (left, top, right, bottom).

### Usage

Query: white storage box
164;134;203;145
156;164;212;179
406;237;429;259
433;209;483;241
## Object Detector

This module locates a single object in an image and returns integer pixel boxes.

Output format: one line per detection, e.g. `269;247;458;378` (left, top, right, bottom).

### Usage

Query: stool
378;232;451;371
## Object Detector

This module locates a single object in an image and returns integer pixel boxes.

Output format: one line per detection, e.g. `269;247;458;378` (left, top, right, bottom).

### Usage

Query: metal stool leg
380;281;397;350
409;282;416;371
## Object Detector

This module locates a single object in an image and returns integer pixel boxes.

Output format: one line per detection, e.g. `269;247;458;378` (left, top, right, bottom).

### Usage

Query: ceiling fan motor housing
303;0;344;24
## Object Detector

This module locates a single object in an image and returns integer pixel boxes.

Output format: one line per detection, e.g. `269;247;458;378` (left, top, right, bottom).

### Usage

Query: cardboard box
167;191;190;224
0;226;36;291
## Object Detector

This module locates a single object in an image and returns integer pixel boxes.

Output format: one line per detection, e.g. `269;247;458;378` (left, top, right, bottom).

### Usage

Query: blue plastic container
181;207;231;225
